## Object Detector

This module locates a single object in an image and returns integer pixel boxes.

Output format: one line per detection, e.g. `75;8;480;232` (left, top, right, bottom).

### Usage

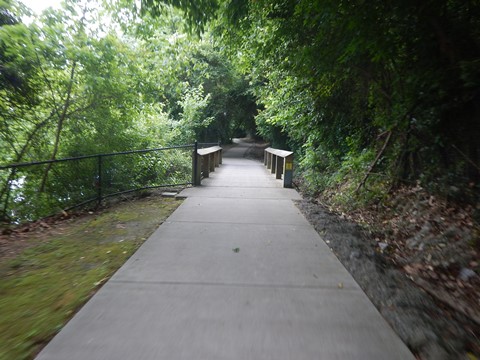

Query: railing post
97;155;103;205
203;154;210;178
283;154;294;188
276;157;284;179
192;141;201;186
209;153;215;172
271;155;276;174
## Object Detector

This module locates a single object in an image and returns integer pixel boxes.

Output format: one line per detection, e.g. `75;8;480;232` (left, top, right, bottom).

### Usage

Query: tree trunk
39;61;77;193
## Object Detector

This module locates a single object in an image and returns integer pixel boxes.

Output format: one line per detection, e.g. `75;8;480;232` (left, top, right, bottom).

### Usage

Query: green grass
0;195;181;360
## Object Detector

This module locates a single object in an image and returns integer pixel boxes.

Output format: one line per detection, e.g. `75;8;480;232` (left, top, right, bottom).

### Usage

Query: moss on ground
0;196;181;360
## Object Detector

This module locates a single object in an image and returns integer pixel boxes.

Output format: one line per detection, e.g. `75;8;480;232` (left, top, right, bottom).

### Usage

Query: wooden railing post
192;141;201;186
209;153;215;172
283;154;293;188
275;157;284;179
203;155;210;178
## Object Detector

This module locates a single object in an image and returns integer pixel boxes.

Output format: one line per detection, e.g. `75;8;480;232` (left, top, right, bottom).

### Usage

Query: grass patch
0;195;181;360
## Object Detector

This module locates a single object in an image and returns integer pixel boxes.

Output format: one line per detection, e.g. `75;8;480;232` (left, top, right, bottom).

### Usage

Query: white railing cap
265;147;293;158
197;146;222;156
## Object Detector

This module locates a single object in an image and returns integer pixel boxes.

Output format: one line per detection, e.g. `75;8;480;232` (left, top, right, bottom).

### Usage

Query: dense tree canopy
0;0;255;222
1;0;479;221
146;0;480;204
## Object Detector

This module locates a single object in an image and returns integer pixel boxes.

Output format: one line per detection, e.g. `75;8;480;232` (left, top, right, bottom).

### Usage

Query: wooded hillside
215;0;480;207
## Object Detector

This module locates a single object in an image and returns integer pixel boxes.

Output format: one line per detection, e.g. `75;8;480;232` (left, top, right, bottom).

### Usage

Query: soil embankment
296;198;479;359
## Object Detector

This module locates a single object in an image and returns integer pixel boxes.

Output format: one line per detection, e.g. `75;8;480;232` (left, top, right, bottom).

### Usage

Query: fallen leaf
404;263;423;276
93;277;108;287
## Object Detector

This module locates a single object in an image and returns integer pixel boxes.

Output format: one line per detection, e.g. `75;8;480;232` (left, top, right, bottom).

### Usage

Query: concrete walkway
36;141;414;360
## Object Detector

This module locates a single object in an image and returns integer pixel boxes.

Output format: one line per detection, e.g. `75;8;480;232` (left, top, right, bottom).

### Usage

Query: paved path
36;141;414;360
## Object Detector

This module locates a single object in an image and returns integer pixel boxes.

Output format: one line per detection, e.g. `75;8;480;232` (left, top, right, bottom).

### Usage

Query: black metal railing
0;143;217;224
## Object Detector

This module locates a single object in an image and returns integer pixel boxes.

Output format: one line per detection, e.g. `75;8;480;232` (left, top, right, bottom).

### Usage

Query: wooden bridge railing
192;143;222;185
264;147;294;188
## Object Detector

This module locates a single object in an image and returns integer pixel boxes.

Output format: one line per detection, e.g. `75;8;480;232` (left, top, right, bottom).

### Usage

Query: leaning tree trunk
39;61;77;193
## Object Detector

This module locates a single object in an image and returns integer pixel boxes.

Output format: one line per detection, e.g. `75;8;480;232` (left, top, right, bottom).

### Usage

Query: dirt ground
295;198;479;360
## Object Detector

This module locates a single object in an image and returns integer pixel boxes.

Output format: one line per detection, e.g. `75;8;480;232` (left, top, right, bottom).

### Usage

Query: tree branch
355;130;392;193
452;144;480;173
39;61;77;192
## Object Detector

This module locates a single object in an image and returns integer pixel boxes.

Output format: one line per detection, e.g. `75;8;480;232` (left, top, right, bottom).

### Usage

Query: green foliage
141;0;218;34
174;84;213;143
0;1;258;222
7;0;478;220
0;1;155;221
202;0;480;205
